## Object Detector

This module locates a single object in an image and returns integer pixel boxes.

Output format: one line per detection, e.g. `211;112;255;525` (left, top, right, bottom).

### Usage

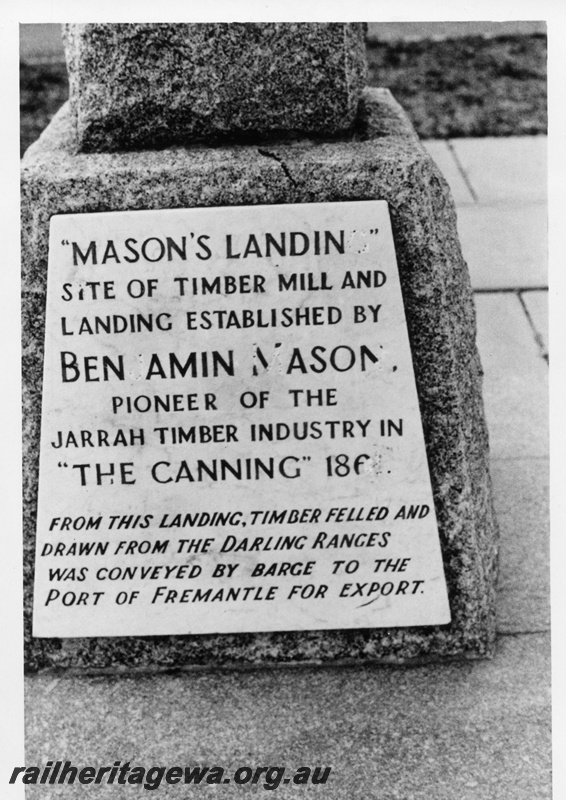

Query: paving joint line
490;455;549;462
517;289;549;363
446;140;478;203
455;199;547;210
473;286;548;294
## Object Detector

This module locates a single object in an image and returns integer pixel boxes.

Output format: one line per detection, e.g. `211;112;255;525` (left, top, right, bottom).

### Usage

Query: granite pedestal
21;87;498;671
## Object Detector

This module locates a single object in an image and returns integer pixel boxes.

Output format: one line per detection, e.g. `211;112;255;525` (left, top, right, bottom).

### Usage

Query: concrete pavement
25;635;549;799
24;136;550;798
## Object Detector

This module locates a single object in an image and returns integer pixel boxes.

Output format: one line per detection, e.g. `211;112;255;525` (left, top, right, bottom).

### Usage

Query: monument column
22;23;497;671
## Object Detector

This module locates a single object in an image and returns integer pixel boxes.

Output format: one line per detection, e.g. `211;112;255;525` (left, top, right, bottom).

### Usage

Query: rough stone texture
62;23;368;152
21;88;498;671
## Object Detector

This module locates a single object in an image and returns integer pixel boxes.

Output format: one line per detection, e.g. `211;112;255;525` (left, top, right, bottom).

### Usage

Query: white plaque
33;201;450;637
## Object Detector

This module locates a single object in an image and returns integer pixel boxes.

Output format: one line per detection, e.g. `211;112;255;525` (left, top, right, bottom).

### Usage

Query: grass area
20;61;68;157
20;33;547;156
367;34;547;138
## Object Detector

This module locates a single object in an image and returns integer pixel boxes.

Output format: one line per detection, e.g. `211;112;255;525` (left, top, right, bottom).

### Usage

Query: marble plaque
32;201;450;637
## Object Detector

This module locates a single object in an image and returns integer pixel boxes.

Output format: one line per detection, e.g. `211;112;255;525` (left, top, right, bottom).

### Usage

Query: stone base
21;88;498;671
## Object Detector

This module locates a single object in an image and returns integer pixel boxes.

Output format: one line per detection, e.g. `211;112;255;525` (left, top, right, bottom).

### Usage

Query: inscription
33;201;450;637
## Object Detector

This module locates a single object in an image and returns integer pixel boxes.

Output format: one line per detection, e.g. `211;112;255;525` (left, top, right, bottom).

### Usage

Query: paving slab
24;633;551;800
450;137;547;204
457;203;547;290
474;293;548;459
521;289;549;358
423;140;475;204
492;458;549;633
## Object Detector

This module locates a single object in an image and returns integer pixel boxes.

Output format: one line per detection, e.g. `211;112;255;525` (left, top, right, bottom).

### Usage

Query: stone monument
21;23;498;672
